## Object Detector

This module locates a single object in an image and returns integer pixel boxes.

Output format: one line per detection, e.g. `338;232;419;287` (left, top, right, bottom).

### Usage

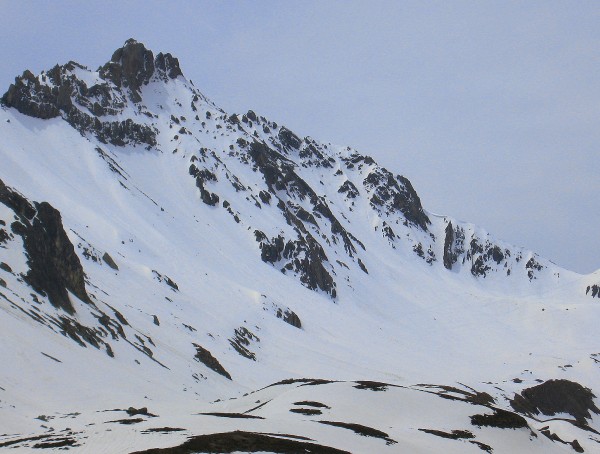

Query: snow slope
0;39;598;453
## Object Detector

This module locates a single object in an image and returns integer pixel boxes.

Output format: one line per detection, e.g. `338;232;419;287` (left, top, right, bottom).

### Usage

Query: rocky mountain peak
1;39;184;120
99;38;183;102
2;40;599;453
0;39;189;146
0;39;579;291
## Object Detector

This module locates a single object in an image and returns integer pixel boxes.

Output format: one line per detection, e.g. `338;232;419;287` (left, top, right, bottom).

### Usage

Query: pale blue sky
1;1;598;273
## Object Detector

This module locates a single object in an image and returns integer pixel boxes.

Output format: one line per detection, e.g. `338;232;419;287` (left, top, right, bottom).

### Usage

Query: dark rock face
293;138;335;169
510;379;600;424
244;139;371;299
189;164;220;206
489;246;504;264
0;181;129;357
254;229;337;298
0;179;90;313
93;119;157;147
278;126;302;150
587;284;600;298
276;307;302;328
130;430;351;454
1;69;61;119
102;252;119;270
571;439;584;453
198;183;219;206
440;228;546;281
470;256;490;278
525;257;543;280
100;39;183;99
193;343;232;380
362;166;430;231
126;406;153;417
258;190;271;204
356;258;368;274
470;408;528;429
443;222;455;270
338;180;359;199
412;242;436;265
61;314;111;354
466;237;515;278
0;39;187;147
247;141;306;195
0;223;10;245
154;52;183;80
100;39;155;102
229;327;260;361
1;62;157;146
0;192;127;357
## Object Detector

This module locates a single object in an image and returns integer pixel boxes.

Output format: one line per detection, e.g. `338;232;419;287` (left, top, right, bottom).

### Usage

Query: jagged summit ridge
1;39;185;147
3;38;183;109
0;39;574;300
99;38;183;101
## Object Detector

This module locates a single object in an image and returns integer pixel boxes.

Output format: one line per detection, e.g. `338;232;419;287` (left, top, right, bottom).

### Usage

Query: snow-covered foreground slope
1;40;599;452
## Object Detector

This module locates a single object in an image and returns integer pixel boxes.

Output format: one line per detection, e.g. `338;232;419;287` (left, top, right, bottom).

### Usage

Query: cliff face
0;179;89;313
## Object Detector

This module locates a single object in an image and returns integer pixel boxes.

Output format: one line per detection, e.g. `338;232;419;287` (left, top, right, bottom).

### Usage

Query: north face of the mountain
1;39;598;453
0;38;572;300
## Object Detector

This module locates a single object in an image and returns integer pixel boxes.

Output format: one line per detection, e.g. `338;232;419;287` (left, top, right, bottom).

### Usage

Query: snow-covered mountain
0;39;598;453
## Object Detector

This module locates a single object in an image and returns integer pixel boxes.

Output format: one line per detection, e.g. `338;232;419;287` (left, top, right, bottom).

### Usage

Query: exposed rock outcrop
587;284;600;298
102;252;119;270
99;39;155;102
443;222;455;270
276;307;302;328
193;343;232;380
0;179;90;313
362;165;430;231
0;39;185;146
510;379;600;424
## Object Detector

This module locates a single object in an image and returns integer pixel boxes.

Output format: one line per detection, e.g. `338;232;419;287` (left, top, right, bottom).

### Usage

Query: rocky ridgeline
0;39;568;305
442;221;545;279
1;39;183;146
